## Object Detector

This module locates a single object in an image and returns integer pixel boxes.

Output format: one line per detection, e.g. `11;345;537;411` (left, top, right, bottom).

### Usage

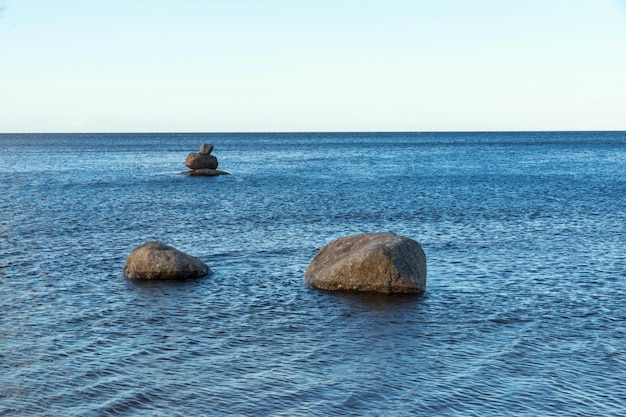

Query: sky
0;0;625;133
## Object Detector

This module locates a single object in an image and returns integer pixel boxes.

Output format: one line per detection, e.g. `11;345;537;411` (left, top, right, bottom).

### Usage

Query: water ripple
1;132;625;415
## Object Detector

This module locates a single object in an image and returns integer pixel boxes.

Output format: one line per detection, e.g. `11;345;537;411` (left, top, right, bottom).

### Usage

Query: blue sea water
1;131;625;416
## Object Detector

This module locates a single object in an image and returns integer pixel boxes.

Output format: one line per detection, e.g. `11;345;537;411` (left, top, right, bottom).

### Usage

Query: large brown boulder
304;232;426;294
185;153;218;170
123;241;212;280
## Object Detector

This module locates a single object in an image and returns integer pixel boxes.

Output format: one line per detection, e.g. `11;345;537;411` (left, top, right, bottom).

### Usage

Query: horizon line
1;129;625;135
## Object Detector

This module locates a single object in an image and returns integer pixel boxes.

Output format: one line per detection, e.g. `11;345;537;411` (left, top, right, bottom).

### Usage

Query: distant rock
123;241;212;280
304;232;426;294
185;153;218;170
183;143;229;175
199;143;214;155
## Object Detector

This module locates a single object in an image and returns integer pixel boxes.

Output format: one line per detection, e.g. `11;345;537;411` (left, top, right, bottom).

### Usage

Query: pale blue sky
1;0;625;132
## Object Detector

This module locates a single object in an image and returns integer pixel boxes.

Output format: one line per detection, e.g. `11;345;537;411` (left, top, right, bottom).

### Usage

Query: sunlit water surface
1;132;625;416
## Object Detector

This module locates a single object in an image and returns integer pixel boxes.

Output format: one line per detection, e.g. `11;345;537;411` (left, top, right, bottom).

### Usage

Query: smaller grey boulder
123;241;212;280
199;143;214;155
185;153;218;170
304;232;426;294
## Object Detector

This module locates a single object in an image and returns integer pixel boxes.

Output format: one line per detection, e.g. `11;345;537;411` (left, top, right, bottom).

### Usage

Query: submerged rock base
182;168;229;176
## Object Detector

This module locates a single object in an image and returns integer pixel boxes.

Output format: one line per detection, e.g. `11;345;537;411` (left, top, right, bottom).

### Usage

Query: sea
1;131;625;416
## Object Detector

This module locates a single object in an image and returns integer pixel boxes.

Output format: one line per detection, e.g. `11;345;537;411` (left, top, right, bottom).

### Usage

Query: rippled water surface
1;132;625;416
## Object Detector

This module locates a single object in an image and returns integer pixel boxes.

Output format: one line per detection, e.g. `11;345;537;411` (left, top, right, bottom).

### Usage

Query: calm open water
1;131;625;416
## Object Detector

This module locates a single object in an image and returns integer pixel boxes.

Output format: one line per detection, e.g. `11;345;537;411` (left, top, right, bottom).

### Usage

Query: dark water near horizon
1;131;625;416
